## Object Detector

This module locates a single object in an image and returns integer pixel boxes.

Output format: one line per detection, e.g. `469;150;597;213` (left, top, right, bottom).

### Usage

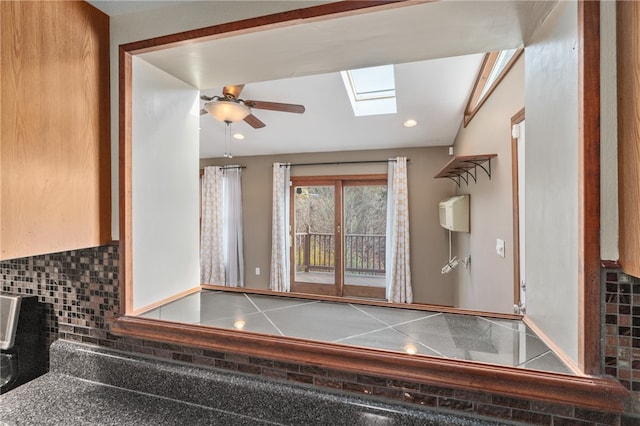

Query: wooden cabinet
618;1;640;278
0;1;111;260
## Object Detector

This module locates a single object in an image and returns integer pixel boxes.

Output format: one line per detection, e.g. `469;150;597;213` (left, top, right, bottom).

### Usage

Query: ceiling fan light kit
201;85;305;129
205;98;251;123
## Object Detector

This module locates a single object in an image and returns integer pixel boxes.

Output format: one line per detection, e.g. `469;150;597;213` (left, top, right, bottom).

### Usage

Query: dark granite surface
0;340;517;425
0;373;273;425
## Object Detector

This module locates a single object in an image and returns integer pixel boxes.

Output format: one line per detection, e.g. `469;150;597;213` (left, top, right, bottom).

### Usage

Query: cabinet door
618;1;640;278
1;1;111;260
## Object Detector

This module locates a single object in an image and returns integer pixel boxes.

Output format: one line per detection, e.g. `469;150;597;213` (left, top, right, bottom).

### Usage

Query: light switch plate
496;239;505;257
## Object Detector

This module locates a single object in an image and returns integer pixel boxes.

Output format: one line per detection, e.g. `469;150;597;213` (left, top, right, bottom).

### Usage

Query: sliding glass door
290;175;387;299
292;181;338;294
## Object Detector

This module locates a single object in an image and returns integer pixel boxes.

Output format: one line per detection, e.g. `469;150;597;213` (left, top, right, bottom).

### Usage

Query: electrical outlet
496;239;505;257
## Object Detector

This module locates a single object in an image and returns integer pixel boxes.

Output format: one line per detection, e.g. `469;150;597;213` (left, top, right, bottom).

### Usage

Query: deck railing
294;232;385;275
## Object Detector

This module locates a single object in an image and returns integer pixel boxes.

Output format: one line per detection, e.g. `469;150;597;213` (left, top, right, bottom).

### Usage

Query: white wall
452;57;524;314
132;57;200;311
110;1;329;239
524;1;579;363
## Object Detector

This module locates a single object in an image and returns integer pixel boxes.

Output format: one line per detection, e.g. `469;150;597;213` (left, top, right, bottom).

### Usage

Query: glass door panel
293;185;337;294
343;184;387;299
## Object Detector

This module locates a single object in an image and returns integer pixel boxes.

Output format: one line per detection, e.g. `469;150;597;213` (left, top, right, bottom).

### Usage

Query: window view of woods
292;178;387;297
343;185;387;279
294;185;337;274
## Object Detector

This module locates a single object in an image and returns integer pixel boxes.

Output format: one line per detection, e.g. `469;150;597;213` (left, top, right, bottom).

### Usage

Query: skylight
340;64;397;116
477;48;519;102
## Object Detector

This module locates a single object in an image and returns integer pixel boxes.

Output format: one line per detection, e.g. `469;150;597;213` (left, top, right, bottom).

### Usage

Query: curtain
224;168;244;287
385;157;413;303
270;162;291;292
200;166;244;287
200;166;225;284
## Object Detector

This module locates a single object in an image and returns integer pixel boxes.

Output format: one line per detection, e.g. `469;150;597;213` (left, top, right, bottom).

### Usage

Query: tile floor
139;290;572;375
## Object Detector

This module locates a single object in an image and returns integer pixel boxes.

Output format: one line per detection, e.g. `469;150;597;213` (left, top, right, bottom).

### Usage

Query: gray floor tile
201;311;283;336
140;293;202;323
263;302;386;341
198;292;260;323
136;290;572;375
353;304;438;326
246;294;319;312
521;351;573;374
337;327;441;357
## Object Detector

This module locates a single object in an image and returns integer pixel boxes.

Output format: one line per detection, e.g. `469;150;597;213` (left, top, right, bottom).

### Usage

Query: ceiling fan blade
243;114;266;129
200;108;208;116
200;94;214;101
223;84;245;99
245;100;305;114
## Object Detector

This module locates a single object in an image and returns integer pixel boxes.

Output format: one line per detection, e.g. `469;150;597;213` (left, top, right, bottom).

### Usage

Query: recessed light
233;133;245;140
403;344;418;355
403;119;418;128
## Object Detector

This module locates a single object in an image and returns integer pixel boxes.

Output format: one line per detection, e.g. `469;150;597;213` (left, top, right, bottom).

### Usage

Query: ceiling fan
200;84;305;128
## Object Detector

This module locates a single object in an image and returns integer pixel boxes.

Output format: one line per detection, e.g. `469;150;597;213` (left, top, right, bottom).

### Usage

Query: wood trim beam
111;315;628;413
119;1;415;55
463;49;524;127
464;52;499;124
577;0;601;375
119;48;134;315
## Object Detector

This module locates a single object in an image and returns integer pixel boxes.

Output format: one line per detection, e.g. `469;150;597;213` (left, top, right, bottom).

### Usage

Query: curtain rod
282;159;409;167
200;165;246;170
199;165;246;176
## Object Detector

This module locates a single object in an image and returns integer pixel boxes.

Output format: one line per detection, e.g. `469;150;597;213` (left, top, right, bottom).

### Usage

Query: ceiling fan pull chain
224;121;233;158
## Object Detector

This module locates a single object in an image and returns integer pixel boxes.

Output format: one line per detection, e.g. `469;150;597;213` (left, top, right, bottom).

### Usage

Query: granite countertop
0;373;272;426
0;340;517;425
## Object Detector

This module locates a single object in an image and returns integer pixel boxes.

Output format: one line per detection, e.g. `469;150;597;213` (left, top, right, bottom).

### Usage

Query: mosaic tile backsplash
603;267;640;414
0;244;120;350
1;245;639;425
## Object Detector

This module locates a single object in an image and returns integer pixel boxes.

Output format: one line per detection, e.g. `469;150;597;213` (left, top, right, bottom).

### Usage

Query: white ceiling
196;55;484;158
90;1;558;159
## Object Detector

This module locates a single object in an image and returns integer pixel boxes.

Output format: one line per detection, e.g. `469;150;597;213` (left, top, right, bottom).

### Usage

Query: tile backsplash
603;267;640;414
0;244;119;350
1;245;639;425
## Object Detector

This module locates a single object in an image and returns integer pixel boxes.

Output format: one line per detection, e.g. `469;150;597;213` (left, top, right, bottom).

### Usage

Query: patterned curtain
385;157;413;303
270;162;291;292
200;166;225;284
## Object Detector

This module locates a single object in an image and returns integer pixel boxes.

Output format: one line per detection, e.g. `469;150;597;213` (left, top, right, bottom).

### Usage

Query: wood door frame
577;0;601;375
342;177;387;300
289;174;387;299
113;0;627;412
510;108;525;308
289;177;342;297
